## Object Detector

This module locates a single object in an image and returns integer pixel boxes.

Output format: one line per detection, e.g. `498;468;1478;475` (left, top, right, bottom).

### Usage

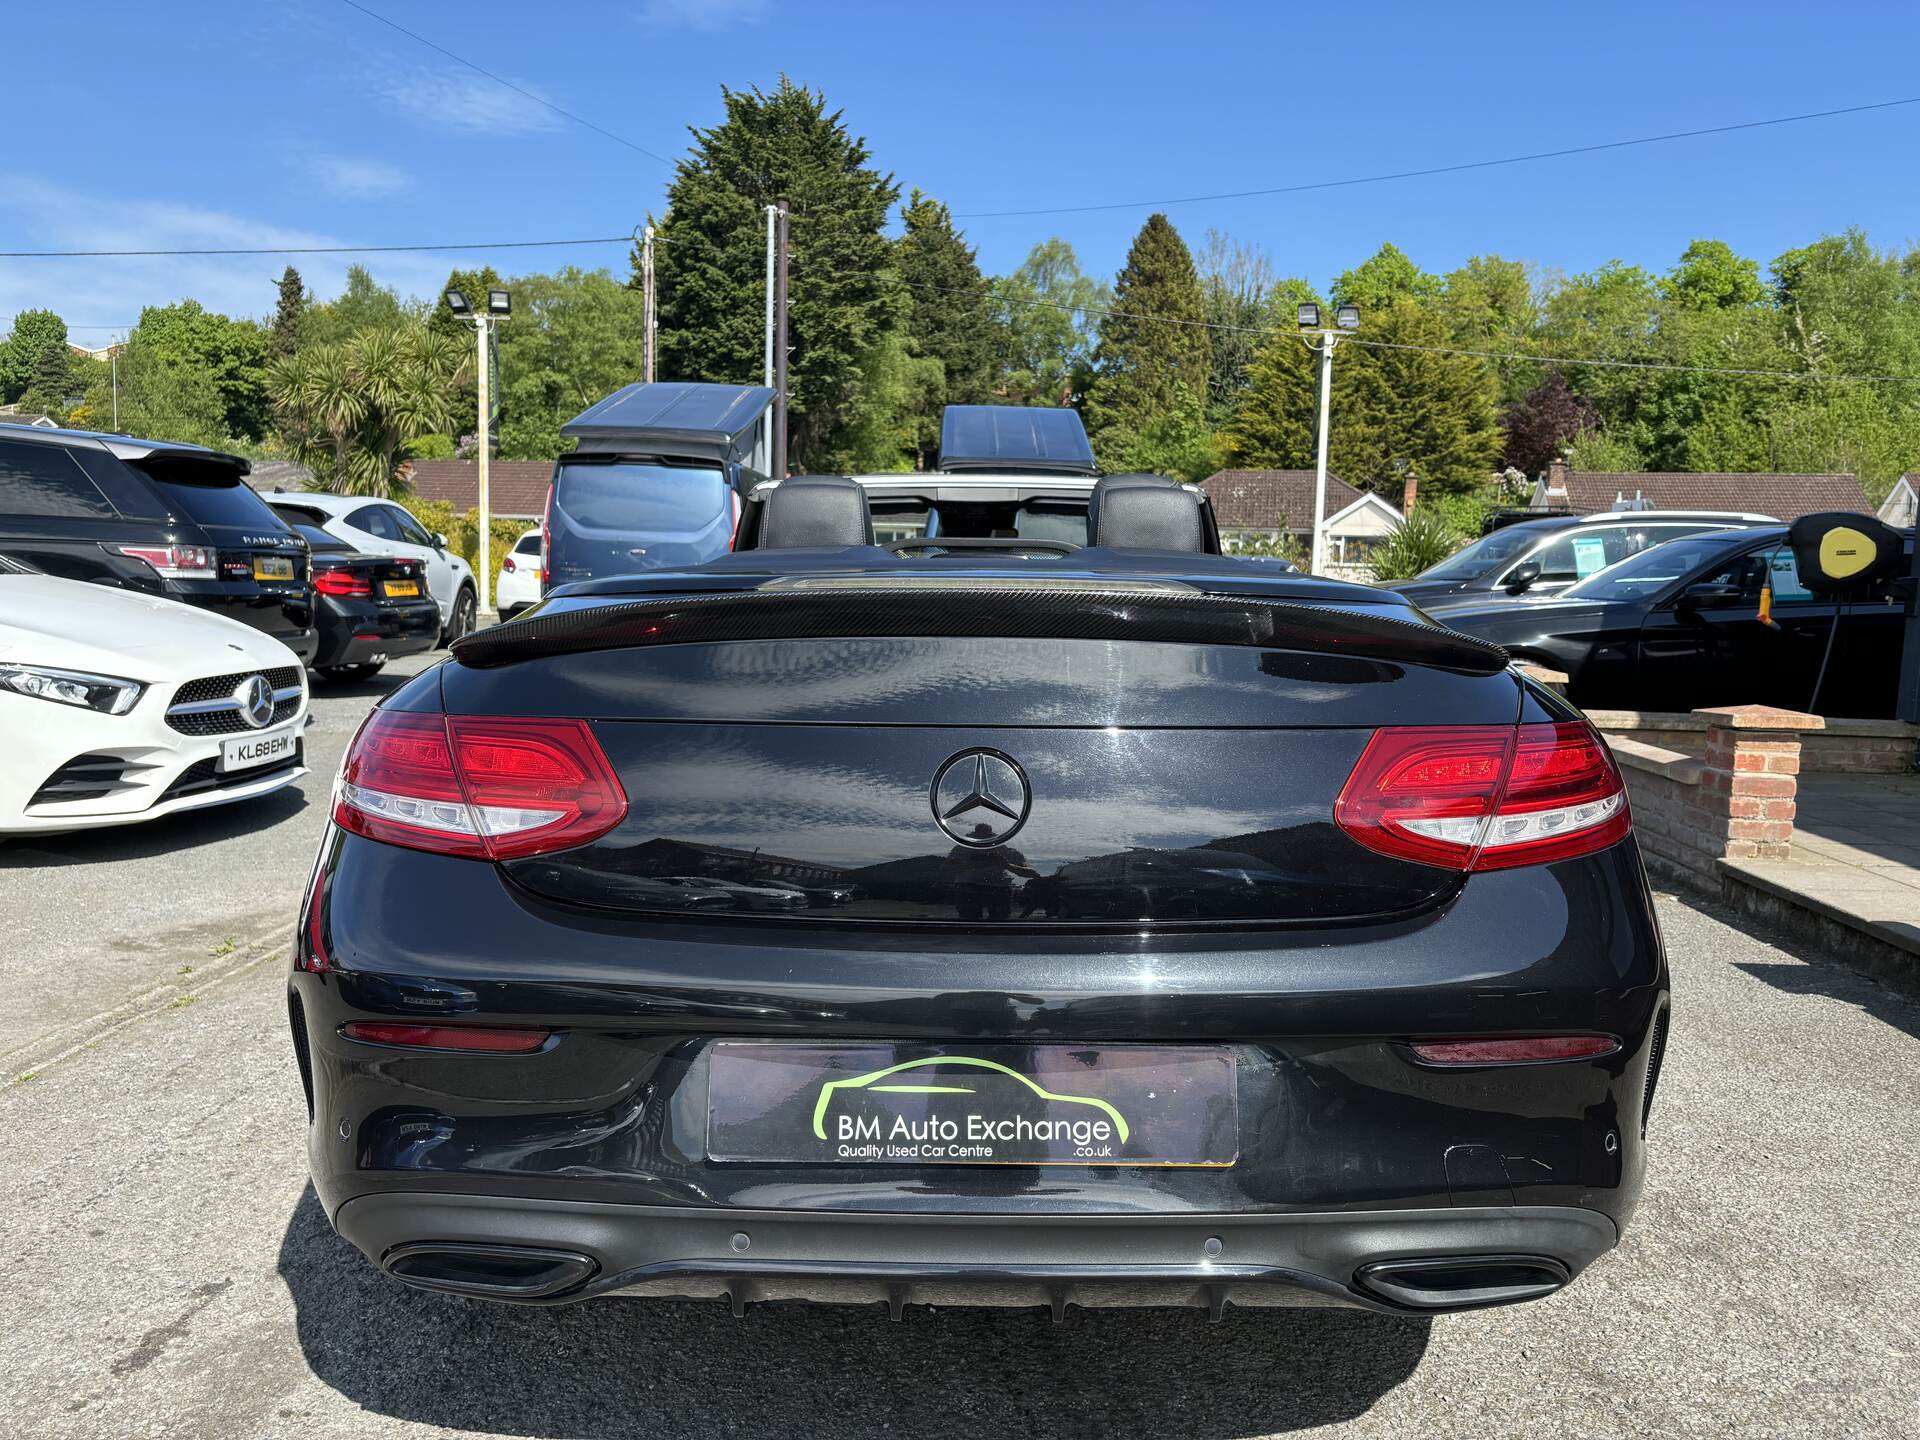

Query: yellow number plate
253;556;295;581
383;579;420;597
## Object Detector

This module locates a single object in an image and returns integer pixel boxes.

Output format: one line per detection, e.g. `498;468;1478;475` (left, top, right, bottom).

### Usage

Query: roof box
938;405;1097;476
561;382;775;465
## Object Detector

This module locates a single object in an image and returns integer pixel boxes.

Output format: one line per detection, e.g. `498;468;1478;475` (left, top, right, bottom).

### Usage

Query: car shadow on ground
277;1188;1430;1439
308;664;441;702
0;784;309;868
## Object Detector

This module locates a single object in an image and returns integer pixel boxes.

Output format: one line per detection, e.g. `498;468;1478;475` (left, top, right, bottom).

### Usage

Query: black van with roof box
0;422;316;662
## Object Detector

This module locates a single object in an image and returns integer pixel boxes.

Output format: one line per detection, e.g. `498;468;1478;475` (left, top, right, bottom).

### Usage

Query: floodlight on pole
444;286;509;620
1299;302;1360;577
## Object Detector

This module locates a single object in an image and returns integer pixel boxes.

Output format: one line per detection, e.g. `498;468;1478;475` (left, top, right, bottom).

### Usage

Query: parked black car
1381;509;1773;609
268;504;441;682
0;423;316;662
542;382;773;592
1434;524;1915;718
292;475;1668;1320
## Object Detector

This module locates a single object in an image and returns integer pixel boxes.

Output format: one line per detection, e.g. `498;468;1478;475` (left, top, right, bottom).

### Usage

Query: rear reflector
341;1022;550;1053
334;711;627;860
1335;722;1629;871
1410;1036;1620;1065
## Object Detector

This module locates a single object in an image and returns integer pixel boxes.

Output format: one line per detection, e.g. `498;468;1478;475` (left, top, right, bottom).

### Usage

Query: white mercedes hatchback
0;571;309;835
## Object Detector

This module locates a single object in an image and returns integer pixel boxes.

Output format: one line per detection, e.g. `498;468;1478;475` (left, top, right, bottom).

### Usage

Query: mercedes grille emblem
930;749;1031;848
235;674;275;730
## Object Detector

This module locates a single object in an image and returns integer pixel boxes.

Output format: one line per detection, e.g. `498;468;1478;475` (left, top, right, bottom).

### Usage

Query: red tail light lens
116;543;215;579
1336;722;1629;871
540;483;553;586
341;1022;550;1053
333;711;627;860
501;555;516;573
314;568;372;597
1410;1036;1620;1065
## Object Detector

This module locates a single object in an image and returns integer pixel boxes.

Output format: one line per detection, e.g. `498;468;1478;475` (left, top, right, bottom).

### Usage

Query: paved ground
2;882;1917;1437
0;651;441;1068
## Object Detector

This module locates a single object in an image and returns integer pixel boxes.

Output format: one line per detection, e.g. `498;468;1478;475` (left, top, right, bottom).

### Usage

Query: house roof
1881;474;1918;526
403;459;553;518
1200;469;1368;529
1537;469;1871;520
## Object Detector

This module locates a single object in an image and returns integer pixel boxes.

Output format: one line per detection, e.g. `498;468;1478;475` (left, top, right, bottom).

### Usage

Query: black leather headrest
1088;473;1204;551
760;476;873;549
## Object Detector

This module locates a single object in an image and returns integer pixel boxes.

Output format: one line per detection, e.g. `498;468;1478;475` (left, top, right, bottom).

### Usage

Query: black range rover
292;473;1669;1320
0;422;315;662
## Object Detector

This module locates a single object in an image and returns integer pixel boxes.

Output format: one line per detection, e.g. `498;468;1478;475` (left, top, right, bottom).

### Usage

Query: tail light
313;568;372;597
539;483;553;587
1336;722;1629;871
501;555;516;573
333;710;627;860
341;1022;550;1053
116;543;214;579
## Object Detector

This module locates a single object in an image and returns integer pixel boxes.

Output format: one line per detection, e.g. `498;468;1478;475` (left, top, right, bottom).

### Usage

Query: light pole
444;287;510;616
1297;301;1360;576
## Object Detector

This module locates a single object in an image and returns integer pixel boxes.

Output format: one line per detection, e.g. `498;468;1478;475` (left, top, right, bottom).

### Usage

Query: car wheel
317;663;385;683
441;587;477;648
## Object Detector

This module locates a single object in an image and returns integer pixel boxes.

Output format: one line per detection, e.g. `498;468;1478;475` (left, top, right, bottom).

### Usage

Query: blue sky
6;0;1920;342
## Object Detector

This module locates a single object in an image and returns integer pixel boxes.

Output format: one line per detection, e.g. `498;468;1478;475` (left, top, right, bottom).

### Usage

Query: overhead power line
951;95;1920;219
0;235;635;258
335;0;676;167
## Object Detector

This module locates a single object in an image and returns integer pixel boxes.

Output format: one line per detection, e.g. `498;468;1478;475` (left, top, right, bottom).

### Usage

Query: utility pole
474;307;492;615
1298;302;1361;576
772;199;790;480
110;344;118;431
640;225;657;384
762;203;776;468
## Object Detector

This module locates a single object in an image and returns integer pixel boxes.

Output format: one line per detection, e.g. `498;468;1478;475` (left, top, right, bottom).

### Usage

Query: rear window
292;522;348;551
555;462;727;532
513;531;542;554
139;462;289;531
0;439;117;519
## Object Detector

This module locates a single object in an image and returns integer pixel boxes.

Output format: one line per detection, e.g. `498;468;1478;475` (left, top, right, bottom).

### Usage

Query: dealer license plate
382;579;420;597
220;727;296;773
252;556;295;581
707;1042;1237;1167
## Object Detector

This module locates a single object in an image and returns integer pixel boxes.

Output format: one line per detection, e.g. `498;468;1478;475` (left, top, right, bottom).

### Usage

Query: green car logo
811;1055;1130;1142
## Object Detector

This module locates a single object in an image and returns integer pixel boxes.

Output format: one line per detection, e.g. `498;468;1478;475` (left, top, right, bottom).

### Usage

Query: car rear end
543;457;738;590
291;576;1668;1318
309;549;440;672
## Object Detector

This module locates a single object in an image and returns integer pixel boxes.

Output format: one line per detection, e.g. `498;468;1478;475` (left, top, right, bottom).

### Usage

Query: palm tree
270;325;468;496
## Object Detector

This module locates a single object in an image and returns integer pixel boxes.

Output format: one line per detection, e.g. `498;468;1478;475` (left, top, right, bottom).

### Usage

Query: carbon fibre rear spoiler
453;583;1509;675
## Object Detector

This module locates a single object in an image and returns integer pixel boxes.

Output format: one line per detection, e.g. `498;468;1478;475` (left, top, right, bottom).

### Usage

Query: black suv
0;423;315;662
292;470;1669;1320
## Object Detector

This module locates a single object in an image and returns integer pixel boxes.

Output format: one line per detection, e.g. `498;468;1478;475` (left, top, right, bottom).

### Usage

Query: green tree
1340;302;1503;497
20;339;83;420
896;190;993;465
270;325;468;496
271;267;306;358
1082;213;1210;457
301;266;410;348
81;344;225;446
492;267;650;459
1105;382;1222;482
1222;317;1328;470
989;239;1109;407
1368;505;1462;581
649;78;900;470
1333;243;1440;310
1195;229;1287;422
1;309;67;402
127;300;272;440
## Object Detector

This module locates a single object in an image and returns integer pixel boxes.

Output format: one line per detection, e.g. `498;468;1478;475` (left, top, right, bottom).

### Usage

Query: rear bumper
314;600;440;668
335;1191;1615;1316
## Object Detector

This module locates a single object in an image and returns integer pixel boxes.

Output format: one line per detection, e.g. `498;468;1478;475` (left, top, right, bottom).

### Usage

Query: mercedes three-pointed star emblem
930;749;1032;847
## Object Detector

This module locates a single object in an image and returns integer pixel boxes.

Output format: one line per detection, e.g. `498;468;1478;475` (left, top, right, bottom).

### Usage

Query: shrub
1369;506;1462;581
